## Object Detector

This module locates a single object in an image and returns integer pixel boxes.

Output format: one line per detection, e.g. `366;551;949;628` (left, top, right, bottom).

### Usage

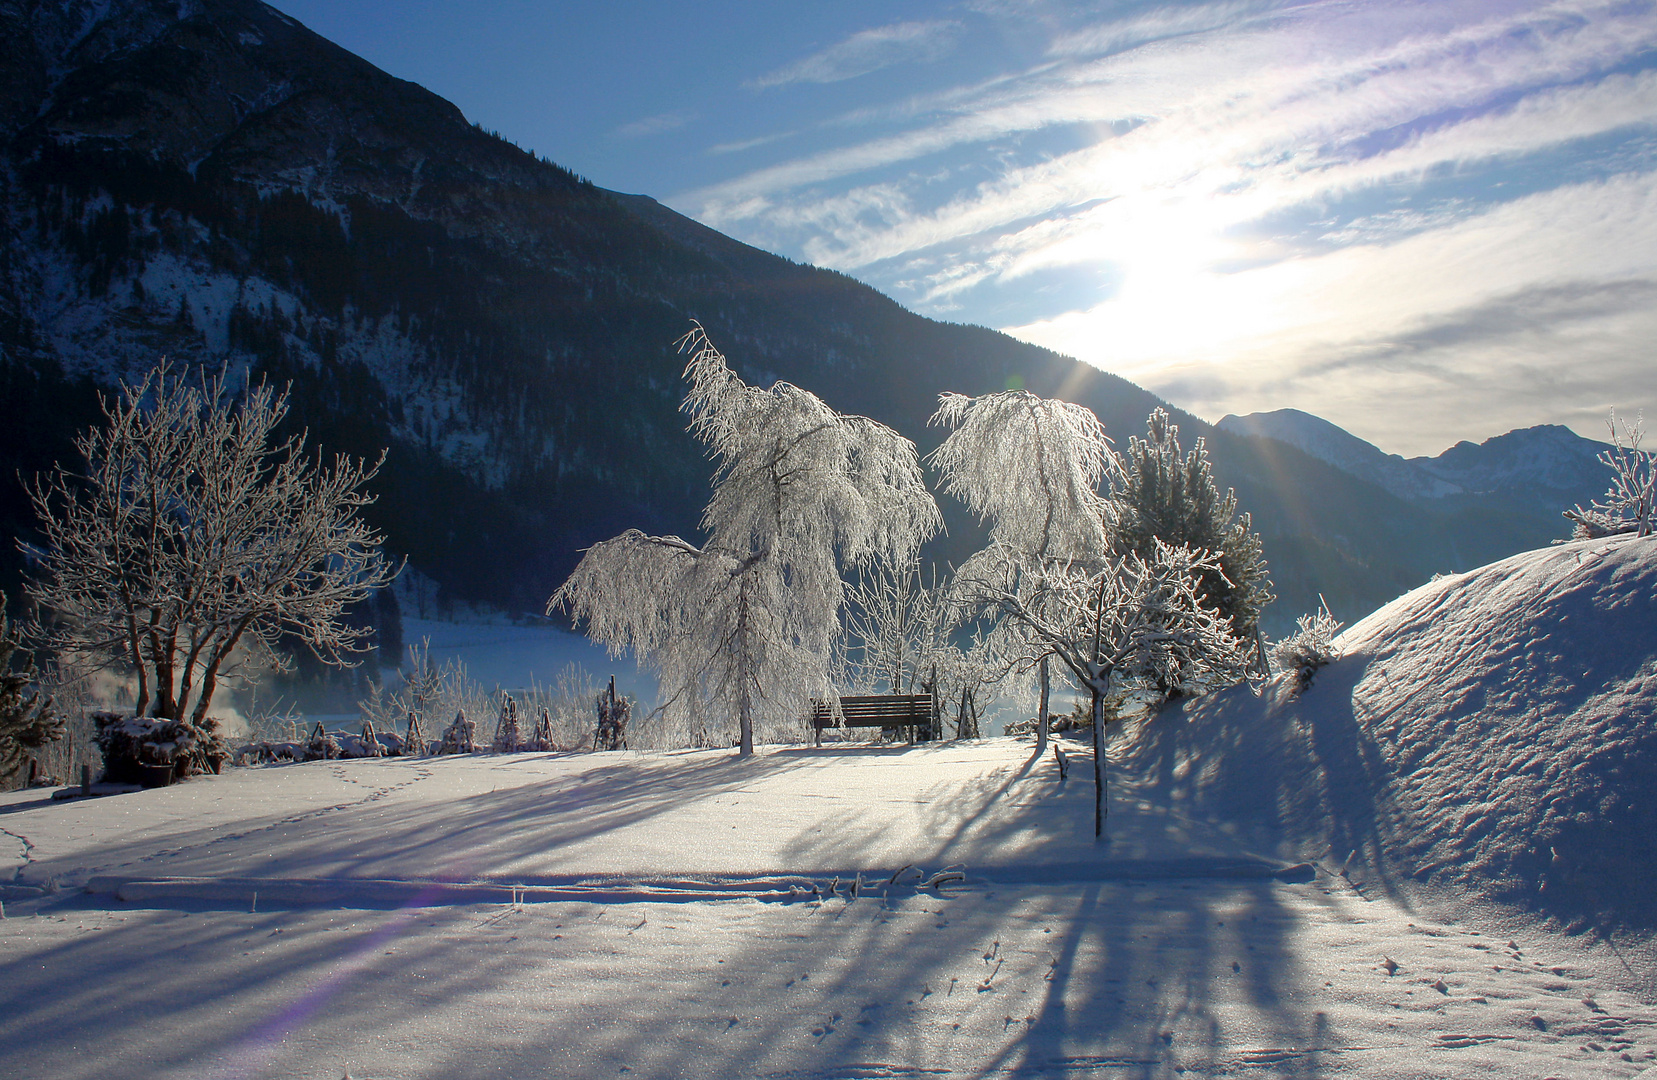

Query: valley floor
0;740;1651;1079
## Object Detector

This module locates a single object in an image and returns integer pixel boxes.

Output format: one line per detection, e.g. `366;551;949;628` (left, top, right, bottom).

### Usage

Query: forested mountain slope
0;0;1572;629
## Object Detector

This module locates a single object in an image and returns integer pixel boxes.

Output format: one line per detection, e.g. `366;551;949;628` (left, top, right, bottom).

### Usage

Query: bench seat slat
811;693;937;743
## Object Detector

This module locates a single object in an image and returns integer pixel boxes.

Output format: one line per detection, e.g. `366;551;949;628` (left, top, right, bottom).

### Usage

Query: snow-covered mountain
1416;424;1616;506
1216;408;1467;500
1217;409;1612;508
0;0;1609;635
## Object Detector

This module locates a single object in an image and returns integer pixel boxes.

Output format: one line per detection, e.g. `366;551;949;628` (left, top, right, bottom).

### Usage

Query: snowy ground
3;536;1654;1078
1;739;1654;1080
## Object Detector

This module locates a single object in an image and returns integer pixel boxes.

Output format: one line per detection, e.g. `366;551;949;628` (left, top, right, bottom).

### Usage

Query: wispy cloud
707;130;797;155
612;111;696;139
674;0;1657;452
746;20;963;90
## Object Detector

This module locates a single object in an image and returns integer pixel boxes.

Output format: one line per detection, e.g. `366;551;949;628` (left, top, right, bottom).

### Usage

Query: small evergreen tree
0;595;62;782
1109;408;1273;673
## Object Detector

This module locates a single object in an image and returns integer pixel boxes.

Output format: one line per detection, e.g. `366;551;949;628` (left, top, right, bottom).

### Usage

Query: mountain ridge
0;0;1590;639
1218;408;1612;511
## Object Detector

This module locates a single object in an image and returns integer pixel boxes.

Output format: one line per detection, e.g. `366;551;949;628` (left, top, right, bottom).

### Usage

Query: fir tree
1109;409;1273;667
0;596;62;782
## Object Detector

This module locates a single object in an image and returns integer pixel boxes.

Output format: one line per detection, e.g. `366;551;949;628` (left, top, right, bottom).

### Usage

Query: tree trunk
736;590;754;758
1091;684;1107;838
1035;654;1050;757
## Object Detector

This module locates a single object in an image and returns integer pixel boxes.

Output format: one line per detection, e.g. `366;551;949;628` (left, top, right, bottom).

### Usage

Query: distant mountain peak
1219;409;1612;510
1215;409;1464;501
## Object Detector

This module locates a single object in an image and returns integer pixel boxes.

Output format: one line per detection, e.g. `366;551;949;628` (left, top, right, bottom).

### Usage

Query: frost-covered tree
551;326;940;756
932;390;1246;834
1110;408;1273;660
957;539;1245;835
0;595;62;783
841;560;927;694
24;363;396;725
929;390;1116;756
1564;410;1655;539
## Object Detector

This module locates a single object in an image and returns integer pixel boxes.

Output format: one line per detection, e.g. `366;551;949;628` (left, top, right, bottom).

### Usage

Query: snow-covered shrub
302;721;340;761
595;678;629;751
1564;410;1655;540
233;739;302;765
1271;602;1343;693
525;706;553;752
93;711;229;783
492;694;520;753
0;595;61;784
403;710;426;756
436;710;476;755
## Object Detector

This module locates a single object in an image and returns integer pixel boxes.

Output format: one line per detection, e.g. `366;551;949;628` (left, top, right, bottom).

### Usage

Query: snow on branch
23;361;396;725
552;326;941;755
1564;410;1656;540
929;390;1114;565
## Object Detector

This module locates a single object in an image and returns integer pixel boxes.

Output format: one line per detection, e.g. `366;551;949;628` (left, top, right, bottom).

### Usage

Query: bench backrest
812;694;934;726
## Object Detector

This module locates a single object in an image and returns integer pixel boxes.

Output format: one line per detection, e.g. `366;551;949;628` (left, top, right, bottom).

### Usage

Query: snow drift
1121;534;1657;932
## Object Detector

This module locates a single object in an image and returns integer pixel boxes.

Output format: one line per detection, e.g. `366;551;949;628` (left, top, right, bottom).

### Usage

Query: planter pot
137;762;175;789
208;756;224;775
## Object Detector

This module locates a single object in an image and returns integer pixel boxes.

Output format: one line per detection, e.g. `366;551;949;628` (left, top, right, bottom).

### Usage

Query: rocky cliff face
0;0;1578;629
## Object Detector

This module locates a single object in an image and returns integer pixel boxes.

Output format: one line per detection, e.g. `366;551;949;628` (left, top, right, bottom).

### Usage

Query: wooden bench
812;693;937;745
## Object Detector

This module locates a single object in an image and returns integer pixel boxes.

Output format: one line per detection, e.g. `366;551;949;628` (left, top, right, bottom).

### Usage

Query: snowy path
0;740;1653;1078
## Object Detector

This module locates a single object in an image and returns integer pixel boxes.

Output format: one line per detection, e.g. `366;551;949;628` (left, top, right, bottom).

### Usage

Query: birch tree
955;539;1244;834
931;390;1245;835
929;390;1114;756
24;363;395;725
551;326;940;756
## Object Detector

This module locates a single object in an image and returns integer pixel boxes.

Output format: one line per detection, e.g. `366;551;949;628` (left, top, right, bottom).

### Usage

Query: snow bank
1121;535;1657;932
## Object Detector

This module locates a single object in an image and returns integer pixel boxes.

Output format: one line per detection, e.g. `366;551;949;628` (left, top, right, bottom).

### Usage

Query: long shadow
0;742;1349;1080
1118;663;1415;908
421;874;1341;1079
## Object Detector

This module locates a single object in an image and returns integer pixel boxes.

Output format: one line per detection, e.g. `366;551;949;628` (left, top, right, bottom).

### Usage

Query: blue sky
272;0;1657;456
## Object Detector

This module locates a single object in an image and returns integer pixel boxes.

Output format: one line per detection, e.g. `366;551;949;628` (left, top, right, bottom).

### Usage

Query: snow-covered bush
0;595;61;784
1564;410;1655;540
93;711;228;783
492;694;520;753
1271;602;1343;693
595;678;629;751
436;710;476;755
302;721;341;762
525;707;553;752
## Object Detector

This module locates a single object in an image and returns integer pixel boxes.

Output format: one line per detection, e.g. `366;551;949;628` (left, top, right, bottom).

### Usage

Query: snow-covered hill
1123;533;1657;938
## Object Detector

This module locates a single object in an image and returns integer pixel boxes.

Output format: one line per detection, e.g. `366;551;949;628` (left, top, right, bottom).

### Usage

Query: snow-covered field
1;536;1654;1079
